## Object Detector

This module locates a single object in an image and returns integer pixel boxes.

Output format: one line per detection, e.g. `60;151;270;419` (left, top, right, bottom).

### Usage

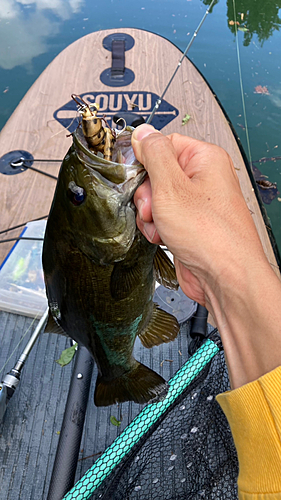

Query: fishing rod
0;308;48;423
146;0;216;124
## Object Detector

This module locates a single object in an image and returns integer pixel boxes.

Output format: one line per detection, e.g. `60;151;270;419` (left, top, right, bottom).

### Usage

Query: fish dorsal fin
154;246;178;290
138;304;179;348
110;261;142;301
44;311;68;337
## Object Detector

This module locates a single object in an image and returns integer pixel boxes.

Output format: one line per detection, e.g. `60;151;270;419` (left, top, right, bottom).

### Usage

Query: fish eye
68;181;86;206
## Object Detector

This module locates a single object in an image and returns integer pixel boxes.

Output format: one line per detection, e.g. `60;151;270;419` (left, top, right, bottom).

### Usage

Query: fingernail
136;199;144;221
132;124;157;142
143;222;157;243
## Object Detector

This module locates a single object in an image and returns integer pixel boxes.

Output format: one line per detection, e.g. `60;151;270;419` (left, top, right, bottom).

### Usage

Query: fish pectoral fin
154;246;178;290
44;311;68;337
138;304;179;348
110;261;142;300
94;362;168;407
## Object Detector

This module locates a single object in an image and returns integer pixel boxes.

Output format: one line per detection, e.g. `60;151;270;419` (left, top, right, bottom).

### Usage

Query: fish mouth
73;127;145;185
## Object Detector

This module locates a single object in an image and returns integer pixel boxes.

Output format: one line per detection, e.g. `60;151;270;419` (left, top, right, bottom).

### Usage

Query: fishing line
50;113;78;140
146;0;216;124
232;0;252;165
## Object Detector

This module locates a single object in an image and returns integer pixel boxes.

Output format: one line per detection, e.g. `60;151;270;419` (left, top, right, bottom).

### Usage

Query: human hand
132;124;281;388
132;124;267;312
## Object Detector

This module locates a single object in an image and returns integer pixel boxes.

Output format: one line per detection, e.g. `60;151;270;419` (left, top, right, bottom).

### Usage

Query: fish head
49;127;146;265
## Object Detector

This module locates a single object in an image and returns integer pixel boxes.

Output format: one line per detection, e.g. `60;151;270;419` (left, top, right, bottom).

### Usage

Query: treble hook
114;117;127;137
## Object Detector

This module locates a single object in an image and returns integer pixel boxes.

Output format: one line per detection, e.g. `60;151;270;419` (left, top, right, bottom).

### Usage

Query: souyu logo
53;91;179;132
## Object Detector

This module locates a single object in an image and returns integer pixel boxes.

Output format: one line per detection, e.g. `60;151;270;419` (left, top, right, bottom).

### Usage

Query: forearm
206;258;281;389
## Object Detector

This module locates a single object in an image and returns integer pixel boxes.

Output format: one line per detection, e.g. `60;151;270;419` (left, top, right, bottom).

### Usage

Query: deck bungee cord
0;215;48;236
8;157;59;180
0;215;48;243
0;236;45;244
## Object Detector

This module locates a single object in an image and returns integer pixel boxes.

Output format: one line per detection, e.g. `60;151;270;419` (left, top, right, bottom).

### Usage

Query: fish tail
94;362;168;407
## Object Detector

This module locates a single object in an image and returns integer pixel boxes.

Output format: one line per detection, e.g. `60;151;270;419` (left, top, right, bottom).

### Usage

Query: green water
0;0;280;250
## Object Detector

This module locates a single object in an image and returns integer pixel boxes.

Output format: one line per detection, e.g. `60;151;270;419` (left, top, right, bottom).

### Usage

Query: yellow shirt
216;365;281;500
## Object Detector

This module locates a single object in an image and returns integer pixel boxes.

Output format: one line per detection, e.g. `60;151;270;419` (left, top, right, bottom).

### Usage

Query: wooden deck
0;311;193;499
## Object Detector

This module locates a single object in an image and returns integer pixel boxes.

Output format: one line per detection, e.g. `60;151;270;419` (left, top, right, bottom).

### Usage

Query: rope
24;159;61;163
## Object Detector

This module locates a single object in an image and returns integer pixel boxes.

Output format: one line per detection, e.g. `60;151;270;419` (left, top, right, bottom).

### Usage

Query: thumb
131;124;183;188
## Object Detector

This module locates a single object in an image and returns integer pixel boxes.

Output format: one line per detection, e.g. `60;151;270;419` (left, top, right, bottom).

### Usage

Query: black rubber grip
47;345;94;500
190;304;208;339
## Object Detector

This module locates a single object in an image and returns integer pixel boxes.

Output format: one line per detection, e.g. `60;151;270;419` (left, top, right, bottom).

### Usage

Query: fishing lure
71;94;116;161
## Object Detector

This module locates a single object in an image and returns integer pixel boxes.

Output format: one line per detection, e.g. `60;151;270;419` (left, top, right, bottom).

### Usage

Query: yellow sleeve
216;365;281;500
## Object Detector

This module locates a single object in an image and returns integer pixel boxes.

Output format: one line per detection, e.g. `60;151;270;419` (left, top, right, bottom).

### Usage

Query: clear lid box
0;220;47;317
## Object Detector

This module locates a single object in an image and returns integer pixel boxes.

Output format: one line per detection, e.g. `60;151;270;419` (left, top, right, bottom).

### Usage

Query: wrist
204;256;281;389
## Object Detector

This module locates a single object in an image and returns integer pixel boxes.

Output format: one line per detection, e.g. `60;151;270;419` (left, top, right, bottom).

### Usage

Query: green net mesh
63;329;238;500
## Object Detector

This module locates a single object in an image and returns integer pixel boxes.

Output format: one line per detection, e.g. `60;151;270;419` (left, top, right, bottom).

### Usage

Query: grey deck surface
0;311;191;500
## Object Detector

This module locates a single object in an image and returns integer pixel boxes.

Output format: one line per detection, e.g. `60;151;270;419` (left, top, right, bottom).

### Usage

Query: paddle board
0;28;279;275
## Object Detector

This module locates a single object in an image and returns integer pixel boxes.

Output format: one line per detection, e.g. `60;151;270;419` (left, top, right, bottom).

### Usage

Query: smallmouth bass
42;126;180;406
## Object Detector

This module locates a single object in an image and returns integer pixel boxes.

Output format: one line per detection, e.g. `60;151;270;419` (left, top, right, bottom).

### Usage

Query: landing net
63;328;238;500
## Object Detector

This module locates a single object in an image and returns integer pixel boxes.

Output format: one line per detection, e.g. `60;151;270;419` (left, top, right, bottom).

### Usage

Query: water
0;0;280;249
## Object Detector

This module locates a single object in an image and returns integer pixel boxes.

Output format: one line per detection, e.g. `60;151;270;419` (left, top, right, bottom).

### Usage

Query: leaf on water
56;343;77;367
182;113;191;126
254;85;270;95
238;26;249;32
110;416;121;427
278;198;281;202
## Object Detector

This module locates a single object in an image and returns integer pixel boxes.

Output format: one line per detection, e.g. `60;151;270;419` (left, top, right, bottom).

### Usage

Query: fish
42;125;180;407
